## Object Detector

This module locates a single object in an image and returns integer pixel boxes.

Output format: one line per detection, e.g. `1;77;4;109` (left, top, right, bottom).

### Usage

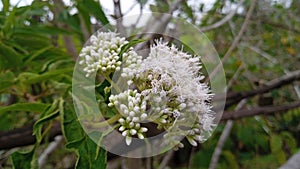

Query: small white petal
187;137;198;147
125;136;132;145
135;123;140;129
140;127;148;133
140;113;147;120
129;111;135;117
137;133;144;139
129;122;135;127
120;104;127;111
133;106;140;112
160;119;167;124
132;117;139;122
130;129;137;135
119;126;126;131
122;130;128;137
118;118;125;124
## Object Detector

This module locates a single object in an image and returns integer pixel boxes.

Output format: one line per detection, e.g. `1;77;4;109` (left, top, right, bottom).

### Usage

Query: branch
209;99;247;169
0;122;61;150
1;100;300;155
38;135;63;168
242;44;300;98
208;0;257;81
134;0;182;50
113;0;126;36
200;0;245;32
221;100;300;120
52;0;78;60
158;150;174;169
223;70;300;107
257;18;300;35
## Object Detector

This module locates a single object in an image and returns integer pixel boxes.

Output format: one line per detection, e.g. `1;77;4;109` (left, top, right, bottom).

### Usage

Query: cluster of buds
121;50;143;80
78;32;127;77
80;32;215;148
108;89;148;145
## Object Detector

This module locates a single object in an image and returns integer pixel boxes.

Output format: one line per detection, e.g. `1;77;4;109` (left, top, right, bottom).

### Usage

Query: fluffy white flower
109;42;214;147
81;32;215;148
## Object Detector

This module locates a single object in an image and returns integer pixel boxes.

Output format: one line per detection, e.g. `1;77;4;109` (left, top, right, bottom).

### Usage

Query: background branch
209;99;247;169
200;0;245;32
215;70;300;106
52;0;78;60
113;0;126;36
222;100;300;120
208;0;256;80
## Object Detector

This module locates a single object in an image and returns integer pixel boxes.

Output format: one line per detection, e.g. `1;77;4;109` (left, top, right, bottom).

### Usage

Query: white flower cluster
108;89;148;145
79;32;215;148
79;32;141;77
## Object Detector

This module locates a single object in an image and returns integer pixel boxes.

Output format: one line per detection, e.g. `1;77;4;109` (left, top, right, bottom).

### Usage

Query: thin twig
242;43;300;98
38;135;64;168
121;158;128;169
208;62;245;169
134;0;182;50
200;0;245;32
146;157;152;169
208;0;257;81
131;5;143;29
114;0;126;36
123;2;138;16
52;0;78;60
209;99;247;169
222;100;300;120
158;150;174;169
214;69;300;106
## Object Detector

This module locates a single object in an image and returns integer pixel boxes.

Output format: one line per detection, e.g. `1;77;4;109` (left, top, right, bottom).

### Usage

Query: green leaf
281;132;297;153
24;46;52;64
66;137;86;149
33;99;60;143
76;0;110;28
62;99;107;169
182;1;194;20
1;0;10;14
150;1;169;13
19;68;73;85
11;32;51;50
137;0;148;7
119;39;146;60
84;0;109;26
222;151;239;169
3;6;16;38
76;5;92;34
11;147;38;169
0;71;15;92
0;42;22;70
75;136;106;169
270;134;286;164
58;10;83;35
270;134;282;152
14;26;73;36
0;103;50;114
